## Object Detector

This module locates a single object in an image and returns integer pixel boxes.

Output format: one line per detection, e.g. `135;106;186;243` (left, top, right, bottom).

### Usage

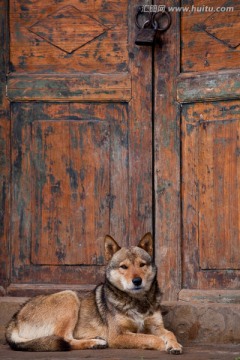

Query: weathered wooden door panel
155;0;240;300
0;0;153;295
181;2;240;73
182;101;240;289
30;118;109;266
9;0;128;74
179;0;240;295
11;102;129;285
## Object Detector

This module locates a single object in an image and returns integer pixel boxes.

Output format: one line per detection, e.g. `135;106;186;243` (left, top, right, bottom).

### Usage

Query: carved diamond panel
203;7;240;49
29;5;109;54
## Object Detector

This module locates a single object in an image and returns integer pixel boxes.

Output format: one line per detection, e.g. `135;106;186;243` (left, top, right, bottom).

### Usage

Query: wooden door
154;0;240;300
0;0;153;296
1;0;239;301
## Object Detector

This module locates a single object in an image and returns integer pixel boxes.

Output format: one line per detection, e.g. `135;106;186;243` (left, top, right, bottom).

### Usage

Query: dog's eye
120;264;128;269
139;263;146;268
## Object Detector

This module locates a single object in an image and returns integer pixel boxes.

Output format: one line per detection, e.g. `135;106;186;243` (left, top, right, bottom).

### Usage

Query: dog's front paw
91;337;108;349
166;342;183;355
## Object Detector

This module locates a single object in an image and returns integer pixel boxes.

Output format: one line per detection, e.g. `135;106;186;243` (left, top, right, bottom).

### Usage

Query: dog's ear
138;232;153;257
104;235;121;261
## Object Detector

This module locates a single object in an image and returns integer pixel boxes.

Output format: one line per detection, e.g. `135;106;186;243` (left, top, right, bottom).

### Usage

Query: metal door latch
135;6;171;46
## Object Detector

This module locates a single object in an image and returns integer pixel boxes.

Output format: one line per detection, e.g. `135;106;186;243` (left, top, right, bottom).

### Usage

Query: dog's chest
127;309;147;332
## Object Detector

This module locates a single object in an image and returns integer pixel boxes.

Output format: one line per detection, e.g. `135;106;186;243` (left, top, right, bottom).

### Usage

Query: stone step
1;297;240;345
162;301;240;345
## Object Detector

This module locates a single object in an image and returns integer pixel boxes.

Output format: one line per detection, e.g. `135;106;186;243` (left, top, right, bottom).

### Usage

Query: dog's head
104;233;157;297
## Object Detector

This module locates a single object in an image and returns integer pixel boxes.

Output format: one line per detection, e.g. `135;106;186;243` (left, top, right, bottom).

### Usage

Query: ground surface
1;345;240;360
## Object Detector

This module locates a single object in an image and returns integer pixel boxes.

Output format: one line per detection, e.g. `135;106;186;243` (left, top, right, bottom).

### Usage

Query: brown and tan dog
6;233;182;354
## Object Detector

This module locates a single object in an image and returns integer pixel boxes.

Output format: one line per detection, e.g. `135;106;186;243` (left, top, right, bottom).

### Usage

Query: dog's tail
5;319;70;352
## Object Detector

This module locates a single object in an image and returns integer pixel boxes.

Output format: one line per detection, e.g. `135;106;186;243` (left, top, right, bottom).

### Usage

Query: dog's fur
6;233;182;354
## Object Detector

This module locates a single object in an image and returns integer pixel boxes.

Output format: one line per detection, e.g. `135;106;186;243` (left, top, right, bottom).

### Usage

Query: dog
6;233;182;354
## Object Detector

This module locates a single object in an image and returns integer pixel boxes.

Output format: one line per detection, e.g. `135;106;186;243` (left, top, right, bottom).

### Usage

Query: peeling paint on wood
181;1;240;72
0;0;154;295
154;0;181;301
7;74;132;102
3;0;239;300
177;70;240;103
182;100;240;289
10;103;130;271
0;0;10;290
9;0;129;74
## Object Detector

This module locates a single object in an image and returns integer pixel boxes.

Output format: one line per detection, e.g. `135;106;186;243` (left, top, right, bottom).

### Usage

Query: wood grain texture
177;70;240;103
179;289;240;304
28;5;109;54
181;0;240;73
154;0;181;301
10;0;128;74
30;120;110;265
10;102;129;285
0;0;10;290
2;0;239;301
7;73;132;102
179;0;240;299
0;0;154;296
7;283;96;297
182;101;240;289
127;0;153;244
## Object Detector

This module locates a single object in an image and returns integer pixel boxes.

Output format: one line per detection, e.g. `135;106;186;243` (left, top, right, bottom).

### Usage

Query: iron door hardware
135;6;171;46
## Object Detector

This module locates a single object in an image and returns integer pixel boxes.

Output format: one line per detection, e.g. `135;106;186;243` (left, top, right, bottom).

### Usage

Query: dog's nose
132;277;142;287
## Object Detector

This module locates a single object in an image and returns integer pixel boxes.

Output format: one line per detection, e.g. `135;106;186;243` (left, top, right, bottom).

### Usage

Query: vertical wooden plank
128;0;153;244
215;120;239;268
154;0;181;300
109;103;129;243
181;105;199;289
0;0;10;293
11;104;33;275
198;118;215;269
30;119;110;265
